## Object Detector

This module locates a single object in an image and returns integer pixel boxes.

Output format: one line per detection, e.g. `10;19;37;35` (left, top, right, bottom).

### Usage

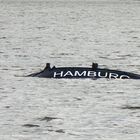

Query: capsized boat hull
28;63;140;79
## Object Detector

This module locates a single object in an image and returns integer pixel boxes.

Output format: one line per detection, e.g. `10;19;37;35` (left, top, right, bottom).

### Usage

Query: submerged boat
28;63;140;79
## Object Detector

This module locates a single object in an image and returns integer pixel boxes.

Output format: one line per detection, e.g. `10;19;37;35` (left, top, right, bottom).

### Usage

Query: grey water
0;0;140;139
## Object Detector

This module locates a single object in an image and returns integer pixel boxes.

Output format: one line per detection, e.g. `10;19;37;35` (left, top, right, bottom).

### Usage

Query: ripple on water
121;105;140;110
15;55;28;57
22;124;40;128
5;106;10;109
0;37;6;39
55;129;65;133
12;48;21;50
38;116;60;122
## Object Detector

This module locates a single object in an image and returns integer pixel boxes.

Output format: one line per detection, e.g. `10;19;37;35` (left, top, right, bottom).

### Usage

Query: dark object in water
39;116;59;122
22;124;40;128
28;63;140;79
121;106;140;110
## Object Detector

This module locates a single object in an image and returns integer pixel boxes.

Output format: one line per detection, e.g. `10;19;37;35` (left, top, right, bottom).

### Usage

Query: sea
0;0;140;139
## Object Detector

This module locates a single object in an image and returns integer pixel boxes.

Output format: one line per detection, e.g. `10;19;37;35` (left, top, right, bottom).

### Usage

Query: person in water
45;62;98;70
44;63;51;70
92;63;98;70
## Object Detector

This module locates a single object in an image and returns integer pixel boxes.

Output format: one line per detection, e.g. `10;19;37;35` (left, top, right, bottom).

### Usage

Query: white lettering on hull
74;71;87;76
109;73;119;79
63;71;73;77
53;70;130;79
120;75;130;79
87;71;96;77
54;71;63;77
98;72;108;78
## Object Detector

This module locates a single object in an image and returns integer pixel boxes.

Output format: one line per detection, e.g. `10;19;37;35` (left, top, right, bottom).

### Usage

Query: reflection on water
0;0;140;140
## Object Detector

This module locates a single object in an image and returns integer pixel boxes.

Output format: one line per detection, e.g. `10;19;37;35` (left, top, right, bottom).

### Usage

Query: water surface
0;0;140;139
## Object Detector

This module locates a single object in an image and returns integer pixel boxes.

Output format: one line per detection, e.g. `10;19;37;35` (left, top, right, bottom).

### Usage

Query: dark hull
28;63;140;79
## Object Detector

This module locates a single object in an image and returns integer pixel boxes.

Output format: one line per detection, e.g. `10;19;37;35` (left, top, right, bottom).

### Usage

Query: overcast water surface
0;0;140;139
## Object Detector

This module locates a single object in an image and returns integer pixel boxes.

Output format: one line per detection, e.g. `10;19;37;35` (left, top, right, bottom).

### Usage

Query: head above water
44;62;98;70
92;63;98;69
44;63;51;70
